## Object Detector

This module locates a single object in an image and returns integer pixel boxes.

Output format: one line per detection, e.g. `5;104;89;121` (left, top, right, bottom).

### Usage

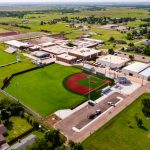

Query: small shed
4;47;17;54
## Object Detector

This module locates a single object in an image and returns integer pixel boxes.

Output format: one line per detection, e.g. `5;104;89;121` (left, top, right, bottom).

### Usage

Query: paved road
55;82;150;142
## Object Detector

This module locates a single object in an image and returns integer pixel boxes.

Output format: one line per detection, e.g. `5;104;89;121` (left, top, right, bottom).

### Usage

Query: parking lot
55;92;125;141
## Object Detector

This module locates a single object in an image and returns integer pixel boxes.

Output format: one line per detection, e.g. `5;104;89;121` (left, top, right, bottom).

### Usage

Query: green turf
83;93;150;150
78;76;104;89
5;64;86;117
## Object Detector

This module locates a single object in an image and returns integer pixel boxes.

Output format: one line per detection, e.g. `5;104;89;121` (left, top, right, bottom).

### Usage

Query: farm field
5;64;86;117
83;93;150;150
78;8;150;19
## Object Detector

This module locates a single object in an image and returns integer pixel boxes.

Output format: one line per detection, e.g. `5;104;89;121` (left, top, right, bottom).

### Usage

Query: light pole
88;75;91;100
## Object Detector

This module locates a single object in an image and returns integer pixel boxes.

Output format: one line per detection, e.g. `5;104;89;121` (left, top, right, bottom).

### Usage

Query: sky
0;0;149;3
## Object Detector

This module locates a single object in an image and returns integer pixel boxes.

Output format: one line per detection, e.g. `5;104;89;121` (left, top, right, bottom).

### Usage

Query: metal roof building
31;51;49;58
122;62;150;80
139;67;150;80
96;55;129;69
5;40;30;48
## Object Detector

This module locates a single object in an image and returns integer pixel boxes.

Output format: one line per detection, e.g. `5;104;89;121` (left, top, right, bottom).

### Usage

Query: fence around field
0;89;42;120
7;128;34;145
1;62;55;89
0;62;55;120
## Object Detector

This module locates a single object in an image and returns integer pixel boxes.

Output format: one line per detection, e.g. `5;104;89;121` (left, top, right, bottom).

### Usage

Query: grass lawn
83;93;150;150
0;27;8;33
0;44;35;87
0;57;35;87
6;116;32;142
0;44;16;65
78;76;104;89
5;64;86;117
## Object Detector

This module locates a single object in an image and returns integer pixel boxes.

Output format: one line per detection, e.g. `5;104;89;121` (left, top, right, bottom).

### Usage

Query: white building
122;62;150;78
31;51;49;58
5;40;30;48
96;55;129;69
69;47;100;60
139;67;150;80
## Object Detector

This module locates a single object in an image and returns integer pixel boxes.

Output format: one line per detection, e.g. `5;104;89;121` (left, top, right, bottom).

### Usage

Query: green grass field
5;64;86;117
83;93;150;150
0;44;35;87
0;44;16;65
6;116;32;142
78;76;104;89
0;27;8;33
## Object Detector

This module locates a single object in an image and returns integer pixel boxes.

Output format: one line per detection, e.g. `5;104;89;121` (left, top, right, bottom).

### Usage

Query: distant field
0;8;148;34
83;93;150;150
78;8;150;19
5;64;85;117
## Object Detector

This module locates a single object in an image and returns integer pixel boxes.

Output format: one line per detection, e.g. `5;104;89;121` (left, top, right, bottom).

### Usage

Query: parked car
107;101;115;107
95;109;101;116
88;100;95;106
88;109;101;119
88;114;96;119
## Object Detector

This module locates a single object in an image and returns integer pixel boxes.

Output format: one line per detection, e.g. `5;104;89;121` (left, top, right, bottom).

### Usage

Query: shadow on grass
6;121;13;131
141;126;148;131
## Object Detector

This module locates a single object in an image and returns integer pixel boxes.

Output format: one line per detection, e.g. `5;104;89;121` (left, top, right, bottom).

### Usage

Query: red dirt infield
66;73;93;95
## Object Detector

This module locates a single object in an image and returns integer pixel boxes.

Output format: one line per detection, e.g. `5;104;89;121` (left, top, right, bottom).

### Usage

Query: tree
7;103;23;116
27;138;48;150
66;41;75;47
69;140;84;150
126;33;133;40
108;48;114;55
40;21;45;25
45;130;63;148
128;43;134;47
129;55;134;60
142;98;150;117
108;36;115;42
147;32;150;39
32;120;39;129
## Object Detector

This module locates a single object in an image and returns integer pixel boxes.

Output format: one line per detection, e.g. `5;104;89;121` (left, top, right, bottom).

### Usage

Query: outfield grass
5;64;86;117
83;93;150;150
6;116;32;142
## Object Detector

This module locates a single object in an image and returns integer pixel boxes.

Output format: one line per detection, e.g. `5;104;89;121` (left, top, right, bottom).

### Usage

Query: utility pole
88;75;91;100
